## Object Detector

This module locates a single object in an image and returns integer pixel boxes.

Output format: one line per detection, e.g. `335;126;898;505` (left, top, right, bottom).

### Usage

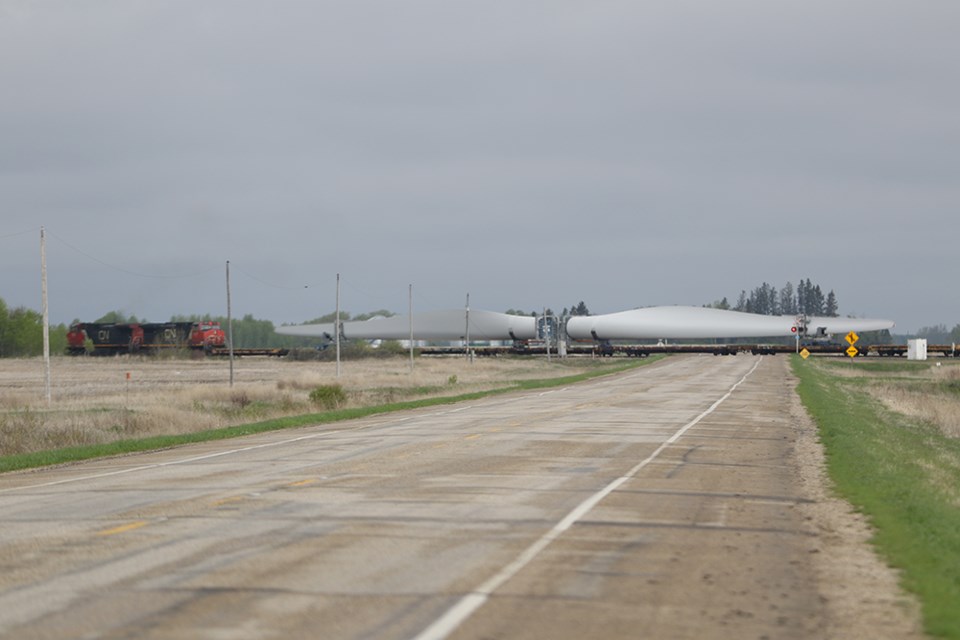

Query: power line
230;264;316;290
0;228;38;240
46;230;219;279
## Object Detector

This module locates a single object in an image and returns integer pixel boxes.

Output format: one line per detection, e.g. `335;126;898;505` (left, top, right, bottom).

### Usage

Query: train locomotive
66;321;226;355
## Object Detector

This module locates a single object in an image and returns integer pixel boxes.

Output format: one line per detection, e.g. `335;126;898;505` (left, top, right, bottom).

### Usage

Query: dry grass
863;362;960;439
1;354;613;456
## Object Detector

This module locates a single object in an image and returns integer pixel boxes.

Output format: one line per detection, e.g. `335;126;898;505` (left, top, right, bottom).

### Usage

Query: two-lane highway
1;356;832;638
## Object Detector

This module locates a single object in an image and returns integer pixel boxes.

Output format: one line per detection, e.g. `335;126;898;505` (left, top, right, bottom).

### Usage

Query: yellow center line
97;520;148;536
465;434;482;440
287;479;317;487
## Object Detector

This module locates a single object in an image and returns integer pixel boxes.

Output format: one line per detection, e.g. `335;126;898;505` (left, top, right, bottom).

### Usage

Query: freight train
66;321;226;355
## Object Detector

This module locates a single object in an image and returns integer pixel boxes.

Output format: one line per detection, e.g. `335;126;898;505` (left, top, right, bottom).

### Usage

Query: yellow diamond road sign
846;331;859;345
800;348;811;359
846;345;859;358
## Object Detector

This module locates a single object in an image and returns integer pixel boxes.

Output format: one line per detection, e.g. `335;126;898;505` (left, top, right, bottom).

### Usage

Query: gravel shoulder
788;367;924;639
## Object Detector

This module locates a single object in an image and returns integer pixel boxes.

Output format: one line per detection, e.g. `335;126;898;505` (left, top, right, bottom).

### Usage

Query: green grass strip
792;356;960;639
0;357;656;474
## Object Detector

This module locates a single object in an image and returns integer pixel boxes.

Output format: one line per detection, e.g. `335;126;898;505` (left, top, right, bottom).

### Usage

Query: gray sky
2;1;957;333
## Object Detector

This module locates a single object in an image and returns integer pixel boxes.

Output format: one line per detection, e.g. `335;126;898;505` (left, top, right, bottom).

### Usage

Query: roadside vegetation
0;355;656;473
793;356;960;639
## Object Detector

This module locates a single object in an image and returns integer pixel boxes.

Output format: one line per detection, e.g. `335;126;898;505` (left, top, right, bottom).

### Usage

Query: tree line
707;279;838;317
0;297;68;357
506;301;591;319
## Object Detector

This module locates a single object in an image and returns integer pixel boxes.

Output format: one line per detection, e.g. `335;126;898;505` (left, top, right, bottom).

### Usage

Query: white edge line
410;356;764;640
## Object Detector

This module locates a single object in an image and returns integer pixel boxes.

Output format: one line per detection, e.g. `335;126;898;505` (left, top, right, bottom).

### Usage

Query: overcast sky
2;1;957;333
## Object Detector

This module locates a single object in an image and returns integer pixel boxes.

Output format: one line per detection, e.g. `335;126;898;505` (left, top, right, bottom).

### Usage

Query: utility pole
226;260;234;386
465;293;471;362
543;307;551;361
335;273;341;378
408;284;414;372
40;227;51;405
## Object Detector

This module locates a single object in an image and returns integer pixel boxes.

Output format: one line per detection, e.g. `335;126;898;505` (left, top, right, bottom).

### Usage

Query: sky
2;1;958;334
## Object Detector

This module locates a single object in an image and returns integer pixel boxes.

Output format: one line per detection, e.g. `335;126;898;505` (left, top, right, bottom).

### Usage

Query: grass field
0;354;652;472
793;356;960;639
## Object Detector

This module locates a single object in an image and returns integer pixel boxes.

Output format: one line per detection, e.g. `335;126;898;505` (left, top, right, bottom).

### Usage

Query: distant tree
302;311;351;324
353;309;395;321
824;291;838;317
779;282;796;316
748;286;763;315
570;301;590;316
860;329;894;345
795;279;826;315
743;283;778;316
0;304;42;357
811;285;825;315
94;310;140;324
705;297;731;310
951;324;960;343
734;290;747;312
917;324;951;343
764;282;779;315
718;279;839;317
0;296;70;357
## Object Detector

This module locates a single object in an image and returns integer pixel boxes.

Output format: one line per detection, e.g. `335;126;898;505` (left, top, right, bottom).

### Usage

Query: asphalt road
0;355;829;639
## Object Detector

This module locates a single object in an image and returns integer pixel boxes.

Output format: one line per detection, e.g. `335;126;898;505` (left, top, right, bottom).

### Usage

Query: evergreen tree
717;279;839;318
811;285;825;315
735;290;747;312
797;280;808;315
765;282;779;315
779;282;796;315
706;297;731;310
824;290;838;317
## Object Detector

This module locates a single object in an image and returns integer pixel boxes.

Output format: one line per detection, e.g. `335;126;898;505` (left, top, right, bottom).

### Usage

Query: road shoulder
789;363;924;639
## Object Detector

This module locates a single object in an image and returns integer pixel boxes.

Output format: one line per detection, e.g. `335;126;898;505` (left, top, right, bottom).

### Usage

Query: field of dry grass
820;359;960;439
868;365;960;439
0;354;620;456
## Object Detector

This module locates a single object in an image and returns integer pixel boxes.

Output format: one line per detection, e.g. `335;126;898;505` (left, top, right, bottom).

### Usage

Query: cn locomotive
66;321;226;355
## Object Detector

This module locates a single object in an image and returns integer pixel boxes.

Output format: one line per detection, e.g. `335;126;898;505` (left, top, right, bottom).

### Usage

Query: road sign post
845;331;860;358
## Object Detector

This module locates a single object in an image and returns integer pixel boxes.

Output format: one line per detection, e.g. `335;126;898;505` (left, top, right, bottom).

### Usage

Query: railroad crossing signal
800;348;811;360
